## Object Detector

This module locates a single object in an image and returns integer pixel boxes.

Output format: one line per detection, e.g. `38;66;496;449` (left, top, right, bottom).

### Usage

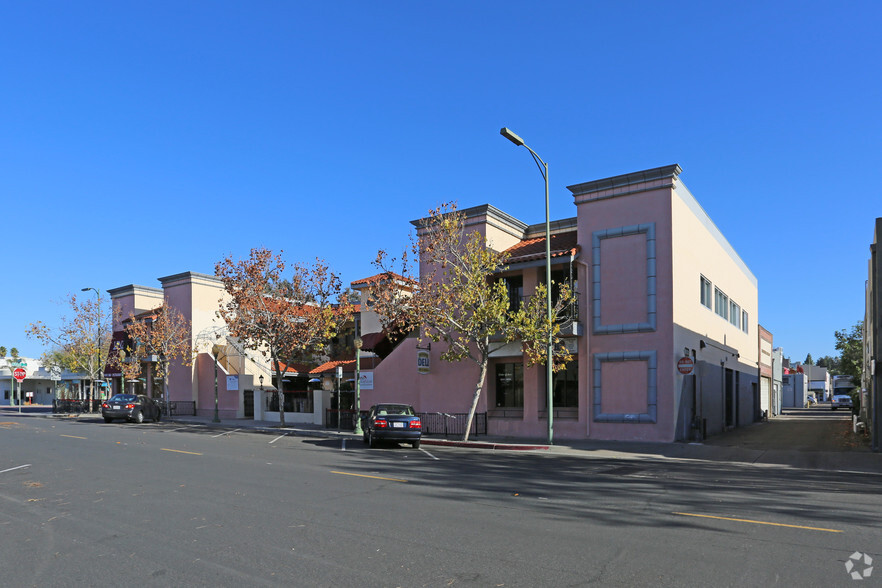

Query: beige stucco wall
670;182;758;368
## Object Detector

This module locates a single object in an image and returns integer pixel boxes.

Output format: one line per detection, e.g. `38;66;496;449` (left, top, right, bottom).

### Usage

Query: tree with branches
120;303;193;408
370;203;574;441
834;321;863;381
27;293;113;411
1;346;23;406
215;248;354;427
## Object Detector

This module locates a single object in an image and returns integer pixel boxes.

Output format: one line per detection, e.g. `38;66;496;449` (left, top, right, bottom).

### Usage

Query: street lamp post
500;127;554;445
211;344;221;423
82;287;103;412
353;337;363;435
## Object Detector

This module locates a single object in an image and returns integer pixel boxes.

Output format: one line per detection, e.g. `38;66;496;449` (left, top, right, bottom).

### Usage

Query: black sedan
101;394;162;424
363;403;422;449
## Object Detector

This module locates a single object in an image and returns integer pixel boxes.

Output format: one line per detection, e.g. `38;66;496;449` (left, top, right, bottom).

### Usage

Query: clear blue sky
2;1;879;363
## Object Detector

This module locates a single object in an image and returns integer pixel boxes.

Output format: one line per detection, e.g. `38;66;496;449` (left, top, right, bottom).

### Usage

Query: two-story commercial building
354;164;761;442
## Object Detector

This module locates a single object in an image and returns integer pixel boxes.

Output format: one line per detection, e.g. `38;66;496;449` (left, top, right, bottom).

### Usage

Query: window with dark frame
550;358;578;408
495;362;524;408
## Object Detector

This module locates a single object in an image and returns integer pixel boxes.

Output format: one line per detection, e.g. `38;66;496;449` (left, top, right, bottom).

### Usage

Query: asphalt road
1;412;879;587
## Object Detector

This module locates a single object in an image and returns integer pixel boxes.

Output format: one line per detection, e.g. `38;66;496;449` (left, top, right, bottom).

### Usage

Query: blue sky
2;1;879;363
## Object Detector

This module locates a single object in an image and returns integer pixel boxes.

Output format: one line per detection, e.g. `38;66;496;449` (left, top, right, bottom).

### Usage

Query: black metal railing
52;399;102;413
419;412;487;437
160;401;197;416
326;409;487;438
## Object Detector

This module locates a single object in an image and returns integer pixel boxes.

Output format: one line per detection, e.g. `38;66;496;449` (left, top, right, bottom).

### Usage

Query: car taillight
101;403;109;409
409;419;421;429
125;403;135;409
374;419;388;428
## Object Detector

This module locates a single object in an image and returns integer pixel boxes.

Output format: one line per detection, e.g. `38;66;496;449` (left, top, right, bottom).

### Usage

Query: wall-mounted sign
677;357;694;375
417;350;430;374
226;375;239;391
359;372;374;390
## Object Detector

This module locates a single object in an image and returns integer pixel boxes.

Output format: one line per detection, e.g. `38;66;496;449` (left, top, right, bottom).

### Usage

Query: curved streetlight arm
500;127;547;179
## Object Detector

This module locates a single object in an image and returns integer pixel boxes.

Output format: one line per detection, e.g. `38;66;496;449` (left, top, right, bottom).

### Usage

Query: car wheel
103;416;113;424
413;439;421;449
369;431;377;448
133;410;144;424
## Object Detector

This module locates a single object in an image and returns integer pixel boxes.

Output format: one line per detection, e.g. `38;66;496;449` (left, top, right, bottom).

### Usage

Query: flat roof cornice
567;164;682;197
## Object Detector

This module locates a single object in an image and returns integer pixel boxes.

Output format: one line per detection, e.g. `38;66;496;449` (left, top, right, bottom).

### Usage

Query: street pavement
8;401;881;474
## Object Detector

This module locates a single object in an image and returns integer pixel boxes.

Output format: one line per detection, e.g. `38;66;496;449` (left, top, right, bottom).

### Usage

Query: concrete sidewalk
131;412;882;474
13;405;882;474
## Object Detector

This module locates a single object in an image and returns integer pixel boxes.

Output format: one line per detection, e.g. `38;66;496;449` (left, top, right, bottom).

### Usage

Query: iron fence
52;399;101;413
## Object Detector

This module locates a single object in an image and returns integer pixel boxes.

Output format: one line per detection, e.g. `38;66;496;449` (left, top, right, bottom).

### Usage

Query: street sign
13;367;26;382
677;357;694;375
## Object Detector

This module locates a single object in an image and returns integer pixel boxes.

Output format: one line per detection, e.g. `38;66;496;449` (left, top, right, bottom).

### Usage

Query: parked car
101;394;162;423
831;394;853;411
363;403;421;449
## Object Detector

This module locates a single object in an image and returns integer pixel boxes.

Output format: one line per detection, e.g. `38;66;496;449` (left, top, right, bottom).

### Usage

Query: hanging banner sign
359;372;374;390
417;350;430;374
226;375;239;391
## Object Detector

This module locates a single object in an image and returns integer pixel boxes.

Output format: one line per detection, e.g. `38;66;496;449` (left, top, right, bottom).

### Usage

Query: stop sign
13;367;26;382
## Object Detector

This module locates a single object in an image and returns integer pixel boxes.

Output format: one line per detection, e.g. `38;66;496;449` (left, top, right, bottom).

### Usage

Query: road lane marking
269;433;289;444
673;512;843;533
0;464;31;474
211;429;241;438
161;448;203;456
331;471;408;483
60;434;87;440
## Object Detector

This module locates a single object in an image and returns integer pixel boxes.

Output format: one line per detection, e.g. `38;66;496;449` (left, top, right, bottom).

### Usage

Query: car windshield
110;395;137;403
377;405;414;416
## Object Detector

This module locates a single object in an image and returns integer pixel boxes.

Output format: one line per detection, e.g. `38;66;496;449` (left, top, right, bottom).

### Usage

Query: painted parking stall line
0;464;31;474
211;429;241;438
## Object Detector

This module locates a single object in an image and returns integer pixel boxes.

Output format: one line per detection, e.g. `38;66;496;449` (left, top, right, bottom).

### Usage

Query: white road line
269;433;289;444
0;464;31;474
420;448;439;460
212;429;241;438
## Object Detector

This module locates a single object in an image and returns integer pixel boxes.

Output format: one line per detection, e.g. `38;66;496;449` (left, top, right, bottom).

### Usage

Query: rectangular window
551;359;578;408
714;287;728;320
742;310;749;334
497;276;523;313
495;362;524;408
729;301;741;328
700;276;712;309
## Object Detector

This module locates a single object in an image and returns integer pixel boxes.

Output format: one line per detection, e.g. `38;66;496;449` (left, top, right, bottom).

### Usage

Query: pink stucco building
354;164;761;442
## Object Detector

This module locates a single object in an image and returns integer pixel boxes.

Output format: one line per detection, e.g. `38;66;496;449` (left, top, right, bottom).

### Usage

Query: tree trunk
273;357;286;427
461;358;488;442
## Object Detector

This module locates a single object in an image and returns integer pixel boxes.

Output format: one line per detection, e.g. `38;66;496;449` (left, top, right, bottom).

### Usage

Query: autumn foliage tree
215;248;354;427
370;203;573;441
118;303;193;406
28;292;113;411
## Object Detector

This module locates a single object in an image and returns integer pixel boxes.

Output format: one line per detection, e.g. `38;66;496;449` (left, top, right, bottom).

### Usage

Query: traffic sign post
12;368;26;413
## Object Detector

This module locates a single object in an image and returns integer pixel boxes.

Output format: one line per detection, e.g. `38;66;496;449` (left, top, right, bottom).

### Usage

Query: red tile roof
504;231;579;264
310;359;355;374
351;272;417;288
